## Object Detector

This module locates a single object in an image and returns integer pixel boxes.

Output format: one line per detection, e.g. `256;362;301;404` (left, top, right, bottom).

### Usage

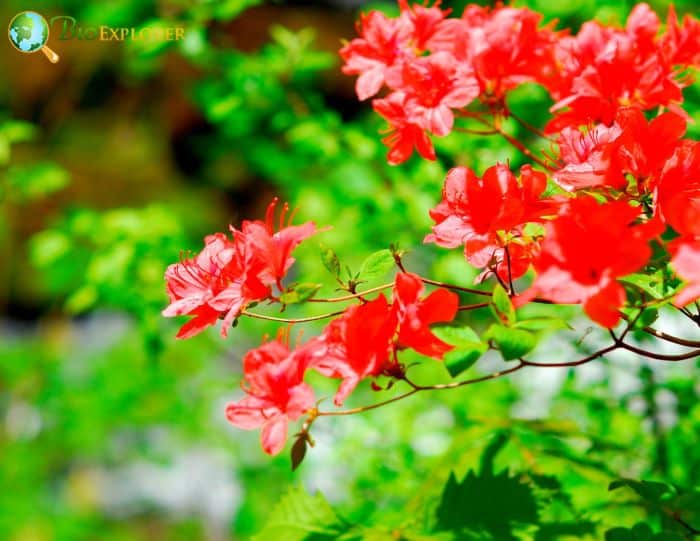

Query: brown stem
618;341;700;362
519;344;619;368
458;302;491;311
640;326;700;348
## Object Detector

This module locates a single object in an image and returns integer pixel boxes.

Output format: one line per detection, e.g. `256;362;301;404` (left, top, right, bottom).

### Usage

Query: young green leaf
319;243;340;279
358;249;395;282
492;284;516;325
485;324;537;361
433;325;488;377
280;283;321;305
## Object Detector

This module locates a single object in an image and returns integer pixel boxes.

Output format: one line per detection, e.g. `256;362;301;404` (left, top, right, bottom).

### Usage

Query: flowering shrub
164;1;700;475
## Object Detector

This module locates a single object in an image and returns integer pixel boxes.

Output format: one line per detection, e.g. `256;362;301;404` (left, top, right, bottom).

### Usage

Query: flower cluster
164;2;700;461
162;199;316;338
341;2;700;164
347;2;700;326
225;271;458;453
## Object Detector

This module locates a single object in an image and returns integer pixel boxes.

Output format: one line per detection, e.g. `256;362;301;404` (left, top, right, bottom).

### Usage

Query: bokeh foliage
1;0;699;540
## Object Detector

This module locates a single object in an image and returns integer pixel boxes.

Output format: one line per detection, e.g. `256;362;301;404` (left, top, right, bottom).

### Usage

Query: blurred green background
1;0;700;540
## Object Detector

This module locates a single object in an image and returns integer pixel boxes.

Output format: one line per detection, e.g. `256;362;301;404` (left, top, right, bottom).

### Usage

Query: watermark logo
8;11;59;63
8;12;186;63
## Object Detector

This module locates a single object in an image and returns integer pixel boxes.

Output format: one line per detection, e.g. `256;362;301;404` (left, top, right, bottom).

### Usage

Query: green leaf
280;283;321;305
252;485;347;541
435;469;539;540
432;325;487;377
5;162;69;202
358;249;394;282
485;324;537;361
319;243;340;279
609;479;675;505
492;284;515;325
620;272;666;300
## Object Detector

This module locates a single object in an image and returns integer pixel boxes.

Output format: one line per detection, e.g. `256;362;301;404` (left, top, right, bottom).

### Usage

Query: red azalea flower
662;6;700;66
669;237;700;307
308;295;397;406
225;338;315;455
656;140;700;237
398;0;451;52
610;108;686;184
386;52;479;136
162;233;259;339
340;10;412;101
239;199;317;290
163;199;316;339
545;6;692;132
392;272;458;358
425;164;556;281
373;92;437;165
466;6;561;99
523;197;661;328
554;108;686;192
554;123;622;191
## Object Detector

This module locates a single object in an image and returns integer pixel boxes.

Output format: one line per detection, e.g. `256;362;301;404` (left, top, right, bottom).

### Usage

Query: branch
241;309;345;324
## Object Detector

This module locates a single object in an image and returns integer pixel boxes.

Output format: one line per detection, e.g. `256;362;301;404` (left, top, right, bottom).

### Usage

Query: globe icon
8;11;49;53
8;11;59;63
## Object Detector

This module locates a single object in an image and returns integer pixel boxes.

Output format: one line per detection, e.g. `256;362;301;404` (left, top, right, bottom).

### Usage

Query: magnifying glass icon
8;11;60;63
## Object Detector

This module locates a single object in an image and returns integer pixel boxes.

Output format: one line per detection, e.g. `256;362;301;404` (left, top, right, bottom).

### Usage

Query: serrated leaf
485;324;537;361
320;243;340;278
432;325;487;377
280;283;321;305
435;469;538;540
609;479;675;504
492;284;515;325
358;249;394;282
252;485;347;541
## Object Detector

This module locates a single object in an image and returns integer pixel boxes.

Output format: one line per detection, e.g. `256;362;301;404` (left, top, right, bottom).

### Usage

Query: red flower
554;123;622;191
523;197;661;328
546;6;690;132
610;108;686;185
239;199;317;290
308;295;396;406
669;237;700;307
386;52;479;136
307;272;458;405
398;0;451;52
373;92;437;165
662;6;700;66
392;272;458;358
225;338;315;455
657;140;700;237
163;199;316;339
340;10;412;101
425;164;556;282
553;108;686;192
465;6;560;99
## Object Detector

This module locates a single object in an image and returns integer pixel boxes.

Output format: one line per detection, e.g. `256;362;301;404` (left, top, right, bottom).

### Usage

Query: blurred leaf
252;485;348;541
5;162;69;202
